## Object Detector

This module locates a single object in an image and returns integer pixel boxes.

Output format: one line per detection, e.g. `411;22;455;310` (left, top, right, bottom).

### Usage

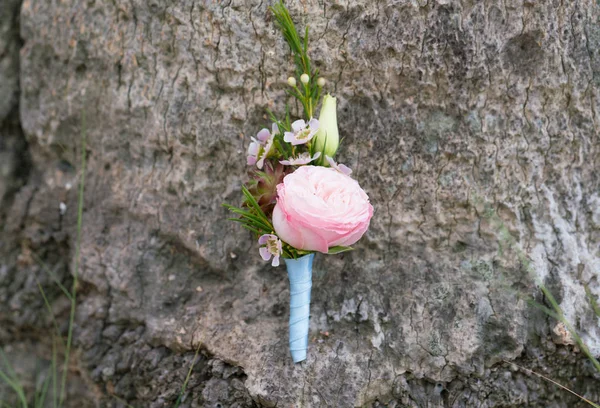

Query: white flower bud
300;73;310;84
317;77;326;87
287;77;297;87
313;94;339;159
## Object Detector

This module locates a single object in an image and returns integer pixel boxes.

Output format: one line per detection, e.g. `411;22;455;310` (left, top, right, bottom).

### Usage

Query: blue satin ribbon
285;253;314;363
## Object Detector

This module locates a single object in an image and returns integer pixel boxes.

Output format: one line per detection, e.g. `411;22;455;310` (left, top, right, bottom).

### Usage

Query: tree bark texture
1;0;600;406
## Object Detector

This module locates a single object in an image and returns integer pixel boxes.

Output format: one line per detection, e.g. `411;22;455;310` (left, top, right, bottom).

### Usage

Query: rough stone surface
1;0;600;406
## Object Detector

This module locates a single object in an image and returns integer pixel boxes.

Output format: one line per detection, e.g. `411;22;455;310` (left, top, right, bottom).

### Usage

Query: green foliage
270;1;321;119
270;1;311;78
0;110;88;408
0;349;27;408
223;186;297;259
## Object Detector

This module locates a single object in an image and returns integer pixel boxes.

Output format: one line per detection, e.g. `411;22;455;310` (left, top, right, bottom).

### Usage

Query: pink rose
273;166;373;253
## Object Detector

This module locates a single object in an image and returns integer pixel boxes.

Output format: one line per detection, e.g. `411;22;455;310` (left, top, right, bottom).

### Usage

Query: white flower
258;234;282;267
280;152;321;166
283;118;319;146
247;123;279;169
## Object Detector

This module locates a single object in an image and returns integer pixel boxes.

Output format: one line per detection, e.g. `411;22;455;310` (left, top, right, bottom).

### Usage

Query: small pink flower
247;123;279;169
258;234;283;267
325;156;352;175
280;152;321;166
283;118;319;146
247;138;260;166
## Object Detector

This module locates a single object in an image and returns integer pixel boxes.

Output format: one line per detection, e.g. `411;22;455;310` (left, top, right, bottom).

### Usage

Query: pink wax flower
325;155;352;176
280;152;321;166
283;118;319;145
258;234;283;266
272;166;373;253
247;123;279;169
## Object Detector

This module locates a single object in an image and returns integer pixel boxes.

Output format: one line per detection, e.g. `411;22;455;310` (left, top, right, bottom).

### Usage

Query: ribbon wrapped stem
285;253;314;363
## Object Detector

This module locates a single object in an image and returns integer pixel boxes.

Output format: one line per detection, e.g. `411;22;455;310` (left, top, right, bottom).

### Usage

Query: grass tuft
59;109;87;405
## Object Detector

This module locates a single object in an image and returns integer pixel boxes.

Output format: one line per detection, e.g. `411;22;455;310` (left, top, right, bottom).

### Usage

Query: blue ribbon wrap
285;253;314;363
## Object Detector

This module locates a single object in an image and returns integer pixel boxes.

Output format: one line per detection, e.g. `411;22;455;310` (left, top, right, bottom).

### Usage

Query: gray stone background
1;0;599;406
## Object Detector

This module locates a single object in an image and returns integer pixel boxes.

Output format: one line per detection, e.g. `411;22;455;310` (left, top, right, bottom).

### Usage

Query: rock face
1;0;600;406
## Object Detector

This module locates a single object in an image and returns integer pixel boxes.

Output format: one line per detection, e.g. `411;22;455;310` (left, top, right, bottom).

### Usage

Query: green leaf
224;206;268;226
226;210;272;231
241;186;273;227
303;26;309;54
240;224;264;236
227;218;269;235
327;246;354;255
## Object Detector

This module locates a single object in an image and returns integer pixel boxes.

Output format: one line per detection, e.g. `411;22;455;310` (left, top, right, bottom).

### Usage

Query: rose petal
273;201;329;253
272;204;304;250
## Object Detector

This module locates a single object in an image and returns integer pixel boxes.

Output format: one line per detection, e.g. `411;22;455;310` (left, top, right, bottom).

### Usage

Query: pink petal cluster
258;234;282;266
247;124;279;169
283;119;319;145
280;152;321;166
272;166;373;253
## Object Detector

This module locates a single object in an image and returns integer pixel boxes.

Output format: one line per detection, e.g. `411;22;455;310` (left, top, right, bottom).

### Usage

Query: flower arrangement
224;2;373;363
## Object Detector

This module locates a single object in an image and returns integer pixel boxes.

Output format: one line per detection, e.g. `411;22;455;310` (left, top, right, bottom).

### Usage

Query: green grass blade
503;360;600;408
31;252;72;301
0;349;19;383
35;371;51;408
0;364;27;408
52;337;57;408
174;343;202;408
0;369;22;399
36;281;66;349
60;109;87;405
0;348;27;408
